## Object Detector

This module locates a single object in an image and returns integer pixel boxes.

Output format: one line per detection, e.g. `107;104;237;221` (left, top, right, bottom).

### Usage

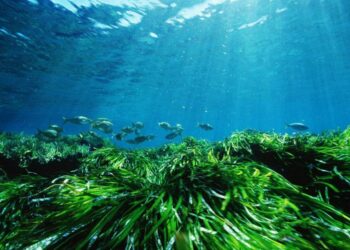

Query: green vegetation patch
0;132;111;177
0;128;349;249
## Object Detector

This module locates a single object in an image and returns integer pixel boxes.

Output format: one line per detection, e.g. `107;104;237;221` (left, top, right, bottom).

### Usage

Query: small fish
121;126;135;134
172;124;184;133
165;131;181;140
79;130;99;139
78;131;105;148
94;126;113;134
63;116;92;125
37;129;59;139
287;122;309;131
132;121;144;129
96;117;112;122
134;135;155;143
91;120;113;134
92;120;113;127
48;124;63;133
158;122;172;130
198;123;213;131
126;135;155;144
115;132;127;141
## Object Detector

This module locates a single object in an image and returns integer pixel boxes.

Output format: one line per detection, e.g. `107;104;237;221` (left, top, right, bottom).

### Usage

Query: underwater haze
0;0;350;147
2;1;350;249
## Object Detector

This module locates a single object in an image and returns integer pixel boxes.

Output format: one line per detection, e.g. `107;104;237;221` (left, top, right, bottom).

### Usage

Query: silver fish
135;135;154;143
121;126;135;133
158;122;172;130
63;116;92;125
91;120;113;134
96;117;112;122
198;123;213;131
37;129;59;139
115;132;127;141
126;135;155;144
48;124;63;133
165;131;181;140
170;124;184;133
287;123;309;131
132;121;144;129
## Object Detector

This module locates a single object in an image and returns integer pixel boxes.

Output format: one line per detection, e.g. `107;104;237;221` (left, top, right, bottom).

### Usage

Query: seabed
0;128;349;249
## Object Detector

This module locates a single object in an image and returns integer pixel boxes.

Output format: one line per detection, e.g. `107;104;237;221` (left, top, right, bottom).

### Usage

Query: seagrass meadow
0;128;350;250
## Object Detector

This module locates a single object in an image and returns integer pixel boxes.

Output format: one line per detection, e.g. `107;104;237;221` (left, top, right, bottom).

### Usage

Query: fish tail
62;117;67;124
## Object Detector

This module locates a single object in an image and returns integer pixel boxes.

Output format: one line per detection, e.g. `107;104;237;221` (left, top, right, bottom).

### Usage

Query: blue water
0;0;349;148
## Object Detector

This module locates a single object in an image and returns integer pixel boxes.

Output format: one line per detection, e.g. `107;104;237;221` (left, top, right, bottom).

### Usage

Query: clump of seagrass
0;128;350;249
214;128;350;212
0;132;111;177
